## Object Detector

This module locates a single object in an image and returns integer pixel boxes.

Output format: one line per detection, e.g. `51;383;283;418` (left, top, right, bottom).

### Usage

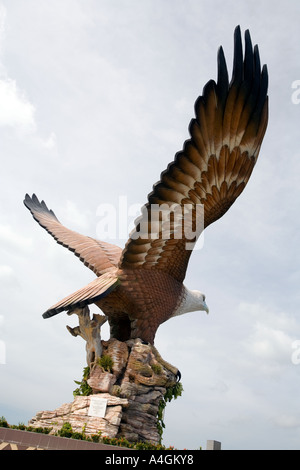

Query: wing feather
120;27;268;282
24;194;122;276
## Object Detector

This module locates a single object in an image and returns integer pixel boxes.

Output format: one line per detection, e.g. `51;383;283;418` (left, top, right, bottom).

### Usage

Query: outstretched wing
24;194;122;276
120;26;268;282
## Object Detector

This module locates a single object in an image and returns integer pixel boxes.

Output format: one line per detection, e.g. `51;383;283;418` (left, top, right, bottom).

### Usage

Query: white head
172;287;209;318
185;288;209;314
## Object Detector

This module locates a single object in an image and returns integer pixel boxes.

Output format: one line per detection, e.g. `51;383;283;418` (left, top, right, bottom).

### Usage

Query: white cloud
238;302;299;376
272;414;300;429
0;77;36;133
61;200;91;231
0;224;33;254
250;327;291;360
0;265;14;278
0;264;20;290
0;4;6;55
0;5;58;146
42;131;57;149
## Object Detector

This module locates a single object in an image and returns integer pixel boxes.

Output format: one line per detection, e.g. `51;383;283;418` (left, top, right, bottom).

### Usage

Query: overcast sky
0;0;300;450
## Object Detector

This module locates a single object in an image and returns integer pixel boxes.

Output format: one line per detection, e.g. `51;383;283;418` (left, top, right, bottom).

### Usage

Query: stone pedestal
28;394;128;438
29;338;179;445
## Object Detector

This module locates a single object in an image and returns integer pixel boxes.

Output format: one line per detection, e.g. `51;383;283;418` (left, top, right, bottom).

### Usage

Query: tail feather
43;272;119;318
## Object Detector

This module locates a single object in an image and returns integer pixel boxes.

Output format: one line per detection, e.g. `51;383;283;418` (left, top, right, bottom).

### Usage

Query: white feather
172;286;209;318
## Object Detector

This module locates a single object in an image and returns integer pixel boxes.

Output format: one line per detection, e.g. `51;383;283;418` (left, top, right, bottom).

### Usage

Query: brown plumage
24;27;268;345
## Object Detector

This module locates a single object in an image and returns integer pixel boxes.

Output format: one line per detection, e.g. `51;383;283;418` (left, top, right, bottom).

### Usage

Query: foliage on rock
73;366;93;397
97;354;114;372
0;417;178;450
157;381;184;442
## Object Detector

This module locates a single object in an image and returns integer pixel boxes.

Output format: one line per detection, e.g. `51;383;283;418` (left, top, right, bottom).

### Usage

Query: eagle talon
176;370;181;382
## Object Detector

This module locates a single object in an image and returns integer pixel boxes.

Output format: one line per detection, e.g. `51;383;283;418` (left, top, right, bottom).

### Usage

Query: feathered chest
98;268;185;320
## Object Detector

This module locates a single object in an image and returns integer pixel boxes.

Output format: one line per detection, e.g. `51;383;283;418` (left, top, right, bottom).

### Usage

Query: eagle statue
24;26;268;345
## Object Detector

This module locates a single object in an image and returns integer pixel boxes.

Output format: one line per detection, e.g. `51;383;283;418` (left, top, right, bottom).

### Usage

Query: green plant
56;422;73;438
0;419;53;435
0;417;184;449
111;385;121;396
0;416;8;427
73;366;93;397
72;431;84;440
16;422;26;430
157;381;183;443
81;422;87;439
34;426;52;434
97;354;114;373
91;432;102;443
151;363;163;375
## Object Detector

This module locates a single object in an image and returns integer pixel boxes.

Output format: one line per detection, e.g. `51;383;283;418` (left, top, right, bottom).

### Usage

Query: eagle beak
203;301;209;314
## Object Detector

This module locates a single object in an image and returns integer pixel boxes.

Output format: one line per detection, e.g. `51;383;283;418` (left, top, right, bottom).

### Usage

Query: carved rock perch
114;339;178;443
29;338;179;445
85;338;179;444
66;306;107;367
29;306;181;445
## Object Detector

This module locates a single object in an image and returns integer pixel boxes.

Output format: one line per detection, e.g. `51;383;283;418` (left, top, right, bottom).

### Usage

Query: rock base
29;338;178;445
28;394;127;438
